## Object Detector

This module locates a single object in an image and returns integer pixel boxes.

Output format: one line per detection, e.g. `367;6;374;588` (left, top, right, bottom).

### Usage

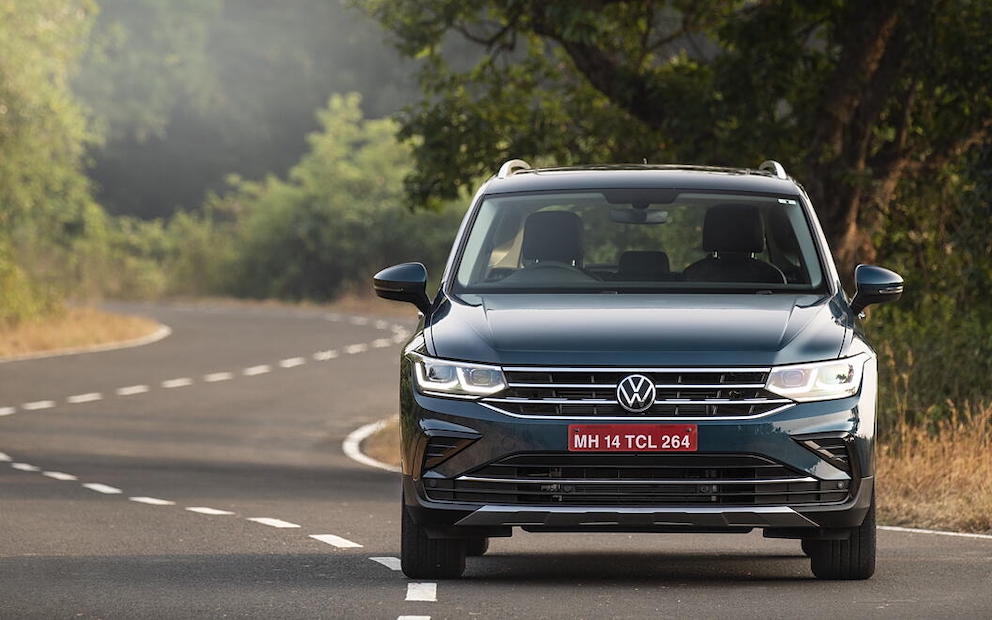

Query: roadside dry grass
877;402;992;533
364;417;402;467
0;307;161;359
362;403;992;534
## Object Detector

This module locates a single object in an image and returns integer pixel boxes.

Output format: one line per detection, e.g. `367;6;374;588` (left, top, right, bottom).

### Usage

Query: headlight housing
765;354;869;402
412;354;506;398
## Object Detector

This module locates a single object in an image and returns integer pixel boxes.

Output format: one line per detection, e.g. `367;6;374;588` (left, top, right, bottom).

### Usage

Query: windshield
453;189;825;293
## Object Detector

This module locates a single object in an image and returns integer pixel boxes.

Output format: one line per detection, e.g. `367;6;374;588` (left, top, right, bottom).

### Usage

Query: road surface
1;302;990;619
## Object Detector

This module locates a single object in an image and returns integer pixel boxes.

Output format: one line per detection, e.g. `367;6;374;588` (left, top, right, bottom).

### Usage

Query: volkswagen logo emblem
616;374;656;413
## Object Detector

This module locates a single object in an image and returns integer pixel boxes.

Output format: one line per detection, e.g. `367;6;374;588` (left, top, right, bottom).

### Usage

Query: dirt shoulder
0;307;163;360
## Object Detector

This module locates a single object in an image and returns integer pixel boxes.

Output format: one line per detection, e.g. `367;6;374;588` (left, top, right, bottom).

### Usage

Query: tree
360;0;992;274
0;0;98;321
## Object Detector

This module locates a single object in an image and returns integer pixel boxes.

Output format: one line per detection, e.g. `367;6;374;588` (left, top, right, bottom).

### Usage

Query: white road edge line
406;583;437;602
22;400;55;411
278;357;306;368
309;534;363;549
162;378;193;388
342;419;401;473
243;365;271;376
11;463;40;472
67;392;103;404
878;525;992;541
82;483;122;494
116;385;150;396
186;507;234;515
247;517;300;528
0;324;172;364
129;496;175;505
369;556;401;570
43;471;78;481
203;372;234;382
0;406;16;416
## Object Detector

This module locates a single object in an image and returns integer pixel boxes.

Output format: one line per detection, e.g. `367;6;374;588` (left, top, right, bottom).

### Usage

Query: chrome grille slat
424;453;850;506
487;366;791;419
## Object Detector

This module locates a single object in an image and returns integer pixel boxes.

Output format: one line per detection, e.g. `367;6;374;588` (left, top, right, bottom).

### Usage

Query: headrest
521;211;583;264
619;251;670;277
702;204;765;254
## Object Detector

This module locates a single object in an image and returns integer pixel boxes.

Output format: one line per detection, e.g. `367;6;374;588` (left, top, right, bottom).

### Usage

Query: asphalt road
1;301;990;619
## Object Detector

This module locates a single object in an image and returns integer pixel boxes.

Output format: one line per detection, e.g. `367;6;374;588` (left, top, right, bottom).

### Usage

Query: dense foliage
361;0;992;275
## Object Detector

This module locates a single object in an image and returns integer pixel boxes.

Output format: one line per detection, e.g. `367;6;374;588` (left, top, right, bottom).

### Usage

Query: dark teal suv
373;160;903;580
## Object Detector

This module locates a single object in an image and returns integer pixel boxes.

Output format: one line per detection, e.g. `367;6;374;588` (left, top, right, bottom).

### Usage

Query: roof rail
497;159;532;179
759;160;787;179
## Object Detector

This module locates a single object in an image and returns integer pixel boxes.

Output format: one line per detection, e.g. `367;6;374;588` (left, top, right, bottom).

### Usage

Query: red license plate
568;424;698;452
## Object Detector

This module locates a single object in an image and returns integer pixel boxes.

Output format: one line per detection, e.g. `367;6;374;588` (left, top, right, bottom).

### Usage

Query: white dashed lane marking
67;392;103;404
22;400;55;411
203;372;234;383
369;556;401;570
309;534;363;549
397;616;431;620
247;517;300;528
11;463;40;472
406;583;437;602
129;496;175;506
185;506;234;516
0;452;10;461
82;483;122;494
0;317;410;417
162;378;193;388
42;471;78;481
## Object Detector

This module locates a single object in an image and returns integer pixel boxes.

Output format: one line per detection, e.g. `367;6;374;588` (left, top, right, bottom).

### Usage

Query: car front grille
482;367;792;418
423;453;850;507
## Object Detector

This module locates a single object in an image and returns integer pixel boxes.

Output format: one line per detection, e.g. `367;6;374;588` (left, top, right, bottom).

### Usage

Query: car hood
427;293;849;367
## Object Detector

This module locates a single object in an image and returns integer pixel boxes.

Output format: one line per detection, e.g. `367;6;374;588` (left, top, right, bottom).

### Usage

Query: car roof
484;165;802;195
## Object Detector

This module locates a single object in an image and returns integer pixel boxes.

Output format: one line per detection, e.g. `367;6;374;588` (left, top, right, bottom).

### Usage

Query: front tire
400;499;466;579
808;494;876;580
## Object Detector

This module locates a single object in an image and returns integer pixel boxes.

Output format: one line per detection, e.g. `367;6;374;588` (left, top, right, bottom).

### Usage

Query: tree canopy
361;0;992;273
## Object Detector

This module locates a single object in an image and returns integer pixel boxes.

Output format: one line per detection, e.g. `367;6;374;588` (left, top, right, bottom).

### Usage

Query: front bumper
400;379;876;535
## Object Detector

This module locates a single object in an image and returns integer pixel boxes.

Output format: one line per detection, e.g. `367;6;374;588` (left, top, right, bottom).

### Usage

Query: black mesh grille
423;453;850;506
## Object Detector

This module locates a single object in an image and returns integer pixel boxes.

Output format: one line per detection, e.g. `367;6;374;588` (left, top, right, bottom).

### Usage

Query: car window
453;190;825;293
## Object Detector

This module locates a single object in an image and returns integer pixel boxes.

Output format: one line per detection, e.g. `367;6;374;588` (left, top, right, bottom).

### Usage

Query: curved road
1;302;989;619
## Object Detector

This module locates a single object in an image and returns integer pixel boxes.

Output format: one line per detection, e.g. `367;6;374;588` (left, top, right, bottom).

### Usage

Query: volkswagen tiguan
372;160;903;580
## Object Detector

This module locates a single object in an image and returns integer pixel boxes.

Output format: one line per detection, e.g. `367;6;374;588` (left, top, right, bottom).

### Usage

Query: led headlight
412;354;507;397
765;354;869;402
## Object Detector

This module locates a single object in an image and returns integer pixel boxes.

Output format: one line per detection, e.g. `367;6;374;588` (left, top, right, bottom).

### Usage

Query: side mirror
373;262;431;315
851;264;903;315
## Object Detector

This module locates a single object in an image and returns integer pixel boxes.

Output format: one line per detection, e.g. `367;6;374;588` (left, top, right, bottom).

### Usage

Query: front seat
618;250;671;280
684;204;786;284
521;211;584;267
